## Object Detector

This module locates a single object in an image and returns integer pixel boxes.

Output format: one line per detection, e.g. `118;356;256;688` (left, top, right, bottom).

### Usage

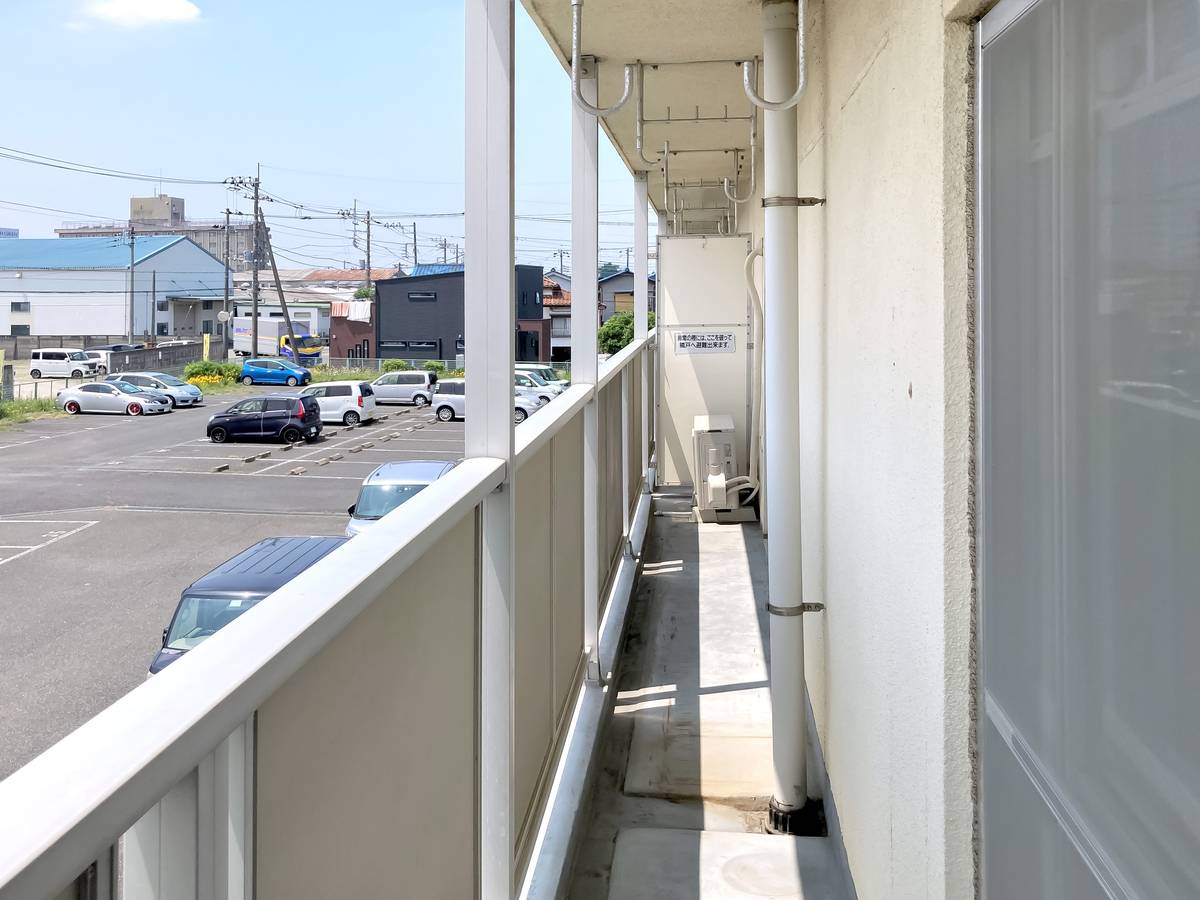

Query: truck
232;316;324;363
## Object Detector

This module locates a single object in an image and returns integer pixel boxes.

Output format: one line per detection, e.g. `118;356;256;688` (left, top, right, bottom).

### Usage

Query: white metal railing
0;334;655;900
0;460;503;899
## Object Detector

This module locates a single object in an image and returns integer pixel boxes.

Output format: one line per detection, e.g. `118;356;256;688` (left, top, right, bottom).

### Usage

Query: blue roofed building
0;235;227;339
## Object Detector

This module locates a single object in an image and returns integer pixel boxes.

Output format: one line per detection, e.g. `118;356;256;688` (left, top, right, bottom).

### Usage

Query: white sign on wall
674;331;736;355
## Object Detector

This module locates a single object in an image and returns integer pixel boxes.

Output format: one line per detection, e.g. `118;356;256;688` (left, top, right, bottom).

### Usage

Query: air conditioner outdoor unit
692;415;754;523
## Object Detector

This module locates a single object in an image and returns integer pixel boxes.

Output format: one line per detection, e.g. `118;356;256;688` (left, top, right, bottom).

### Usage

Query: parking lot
0;389;464;777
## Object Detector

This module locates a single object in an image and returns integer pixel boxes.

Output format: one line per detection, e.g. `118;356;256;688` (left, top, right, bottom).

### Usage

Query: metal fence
1;364;193;403
319;358;573;378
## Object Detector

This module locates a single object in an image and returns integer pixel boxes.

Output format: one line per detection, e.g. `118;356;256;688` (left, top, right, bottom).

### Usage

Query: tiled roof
0;235;187;269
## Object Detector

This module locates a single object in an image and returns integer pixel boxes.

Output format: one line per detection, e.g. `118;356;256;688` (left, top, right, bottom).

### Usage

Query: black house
375;264;550;363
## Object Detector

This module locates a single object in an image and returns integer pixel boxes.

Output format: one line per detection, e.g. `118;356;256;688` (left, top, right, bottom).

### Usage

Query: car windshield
157;375;186;386
523;370;549;385
68;352;89;361
354;483;428;519
296;335;322;349
111;382;141;394
166;594;265;651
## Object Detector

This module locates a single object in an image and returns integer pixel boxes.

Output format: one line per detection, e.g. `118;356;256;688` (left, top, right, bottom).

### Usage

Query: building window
9;301;30;313
9;324;30;336
379;341;408;350
201;320;213;335
408;340;437;351
202;300;213;310
156;323;169;336
156;300;169;313
408;291;437;302
216;321;224;337
455;338;465;352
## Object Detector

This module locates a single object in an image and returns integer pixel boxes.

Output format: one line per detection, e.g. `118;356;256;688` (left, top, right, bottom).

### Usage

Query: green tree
353;285;376;300
597;310;655;354
598;261;621;280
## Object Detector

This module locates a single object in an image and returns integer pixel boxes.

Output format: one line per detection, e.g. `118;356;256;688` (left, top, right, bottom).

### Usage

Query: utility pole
556;248;566;273
223;208;232;358
127;223;135;343
259;207;301;370
352;200;358;250
365;212;371;294
625;247;631;270
251;168;261;356
150;270;156;339
412;222;419;266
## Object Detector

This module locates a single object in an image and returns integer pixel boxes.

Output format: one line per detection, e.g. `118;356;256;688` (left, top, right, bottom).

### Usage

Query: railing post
466;0;516;897
572;45;602;684
633;173;650;486
620;367;631;552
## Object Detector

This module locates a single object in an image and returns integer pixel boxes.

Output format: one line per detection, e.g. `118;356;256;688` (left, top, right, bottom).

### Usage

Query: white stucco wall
790;1;976;897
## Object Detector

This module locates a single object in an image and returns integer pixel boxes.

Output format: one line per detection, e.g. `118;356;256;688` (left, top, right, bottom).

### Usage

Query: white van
29;348;100;379
371;369;437;407
301;380;378;426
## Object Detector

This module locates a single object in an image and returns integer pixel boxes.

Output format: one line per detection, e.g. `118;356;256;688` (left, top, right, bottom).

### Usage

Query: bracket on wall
762;196;826;208
767;602;826;616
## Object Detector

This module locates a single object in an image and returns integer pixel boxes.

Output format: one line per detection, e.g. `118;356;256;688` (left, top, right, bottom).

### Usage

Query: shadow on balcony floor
566;490;847;899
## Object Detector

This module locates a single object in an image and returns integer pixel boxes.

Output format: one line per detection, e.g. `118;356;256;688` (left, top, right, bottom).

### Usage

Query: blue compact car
239;358;311;386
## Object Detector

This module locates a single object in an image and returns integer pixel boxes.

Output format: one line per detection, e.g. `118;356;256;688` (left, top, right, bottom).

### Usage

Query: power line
0;145;228;185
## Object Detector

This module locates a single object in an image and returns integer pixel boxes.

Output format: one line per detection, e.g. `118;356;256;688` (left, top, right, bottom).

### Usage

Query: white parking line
85;467;361;481
0;521;98;567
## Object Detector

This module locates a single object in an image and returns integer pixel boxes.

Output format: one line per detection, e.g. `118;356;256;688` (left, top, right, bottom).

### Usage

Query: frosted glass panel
982;0;1200;896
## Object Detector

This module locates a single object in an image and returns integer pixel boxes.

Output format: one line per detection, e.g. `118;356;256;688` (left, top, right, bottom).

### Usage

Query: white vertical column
762;0;809;828
634;173;650;486
572;56;602;681
620;368;631;548
465;0;516;896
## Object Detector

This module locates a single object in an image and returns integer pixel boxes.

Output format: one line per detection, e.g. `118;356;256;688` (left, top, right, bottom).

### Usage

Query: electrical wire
0;146;228;185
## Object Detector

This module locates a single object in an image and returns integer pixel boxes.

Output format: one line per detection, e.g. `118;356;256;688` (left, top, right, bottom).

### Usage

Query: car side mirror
347;505;356;516
161;627;168;647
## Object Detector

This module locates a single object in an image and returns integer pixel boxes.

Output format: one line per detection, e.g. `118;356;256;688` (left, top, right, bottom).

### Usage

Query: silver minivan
371;370;437;407
29;348;99;379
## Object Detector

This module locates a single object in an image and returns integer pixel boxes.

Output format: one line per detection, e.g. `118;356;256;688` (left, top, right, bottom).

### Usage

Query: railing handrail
516;334;653;468
0;458;505;900
596;333;652;391
515;384;593;468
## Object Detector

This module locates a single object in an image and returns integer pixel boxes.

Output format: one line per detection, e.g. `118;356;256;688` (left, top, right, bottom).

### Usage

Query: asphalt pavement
0;390;464;777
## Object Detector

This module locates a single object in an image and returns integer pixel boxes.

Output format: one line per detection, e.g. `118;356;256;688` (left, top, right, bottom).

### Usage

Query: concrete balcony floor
567;490;850;899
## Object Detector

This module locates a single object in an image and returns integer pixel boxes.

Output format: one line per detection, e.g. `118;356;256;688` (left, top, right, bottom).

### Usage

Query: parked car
301;380;378;426
239;358;312;387
29;348;99;379
149;536;349;674
206;393;322;443
345;460;458;537
82;350;111;374
514;370;561;405
85;342;145;352
516;363;568;388
104;372;203;407
430;379;538;424
370;369;438;407
57;381;172;416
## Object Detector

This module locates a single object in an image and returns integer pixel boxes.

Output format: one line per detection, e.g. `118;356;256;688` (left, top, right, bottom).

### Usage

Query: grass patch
0;398;62;429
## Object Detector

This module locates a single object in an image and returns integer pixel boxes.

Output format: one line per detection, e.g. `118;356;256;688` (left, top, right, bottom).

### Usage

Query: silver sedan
57;381;173;416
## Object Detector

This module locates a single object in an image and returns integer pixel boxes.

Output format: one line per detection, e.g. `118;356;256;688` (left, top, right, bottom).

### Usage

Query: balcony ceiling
522;0;765;223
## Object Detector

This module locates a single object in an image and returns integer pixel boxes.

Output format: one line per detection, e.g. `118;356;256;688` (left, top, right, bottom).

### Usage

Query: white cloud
80;0;201;28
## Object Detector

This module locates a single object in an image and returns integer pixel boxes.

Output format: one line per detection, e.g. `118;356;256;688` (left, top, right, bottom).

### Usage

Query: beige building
55;195;256;268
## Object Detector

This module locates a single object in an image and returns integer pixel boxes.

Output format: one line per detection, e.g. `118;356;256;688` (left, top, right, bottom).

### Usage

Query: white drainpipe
755;0;813;833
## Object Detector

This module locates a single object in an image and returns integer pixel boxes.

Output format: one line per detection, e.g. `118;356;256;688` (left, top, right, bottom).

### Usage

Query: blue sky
0;0;643;271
